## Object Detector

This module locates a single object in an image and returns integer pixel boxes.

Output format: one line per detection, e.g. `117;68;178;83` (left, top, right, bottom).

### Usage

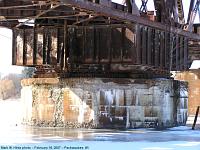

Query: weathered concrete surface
175;70;200;115
21;78;187;128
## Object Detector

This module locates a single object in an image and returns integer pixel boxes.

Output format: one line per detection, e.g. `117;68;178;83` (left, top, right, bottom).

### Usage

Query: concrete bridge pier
21;78;188;129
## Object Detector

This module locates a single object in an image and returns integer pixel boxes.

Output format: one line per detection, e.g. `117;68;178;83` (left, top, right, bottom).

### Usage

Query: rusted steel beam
33;27;37;65
184;37;188;70
154;30;159;67
108;27;112;63
0;14;89;21
147;27;152;65
136;24;141;64
187;0;195;24
57;28;61;64
12;29;16;65
142;26;147;65
23;29;27;65
63;20;68;70
73;15;99;25
0;4;46;9
61;0;200;40
176;35;179;70
179;36;184;70
47;30;51;64
122;27;125;62
96;28;100;63
43;29;47;64
164;32;169;69
93;27;97;63
16;4;59;28
0;14;91;21
160;31;164;68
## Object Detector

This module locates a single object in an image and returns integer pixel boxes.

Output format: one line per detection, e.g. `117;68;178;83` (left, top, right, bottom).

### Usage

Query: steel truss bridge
0;0;200;78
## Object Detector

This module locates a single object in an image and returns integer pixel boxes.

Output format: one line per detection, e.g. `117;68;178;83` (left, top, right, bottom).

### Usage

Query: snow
0;126;200;150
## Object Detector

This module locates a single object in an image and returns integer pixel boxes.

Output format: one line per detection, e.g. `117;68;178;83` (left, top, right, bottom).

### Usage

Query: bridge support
21;78;187;128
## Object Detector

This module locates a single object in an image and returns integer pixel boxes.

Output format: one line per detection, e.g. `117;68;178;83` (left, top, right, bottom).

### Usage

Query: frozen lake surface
0;99;200;150
0;126;200;150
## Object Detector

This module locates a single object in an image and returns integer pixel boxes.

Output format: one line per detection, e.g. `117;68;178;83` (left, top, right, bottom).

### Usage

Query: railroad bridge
0;0;200;128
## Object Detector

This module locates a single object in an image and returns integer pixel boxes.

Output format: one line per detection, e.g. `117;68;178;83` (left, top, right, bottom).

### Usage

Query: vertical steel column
169;33;174;71
154;30;159;67
93;27;98;63
179;36;184;70
63;20;68;70
57;28;61;64
147;27;152;65
184;37;188;70
164;32;169;69
23;29;27;65
136;24;142;64
142;26;147;64
108;26;112;63
121;27;125;62
176;34;180;70
33;27;37;65
47;30;51;64
12;29;16;65
160;31;164;68
43;29;47;64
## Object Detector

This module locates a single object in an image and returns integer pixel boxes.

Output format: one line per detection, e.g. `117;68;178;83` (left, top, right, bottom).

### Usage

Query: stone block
125;90;135;106
129;106;144;122
144;106;159;117
115;107;126;116
21;78;59;86
138;94;153;106
115;90;125;106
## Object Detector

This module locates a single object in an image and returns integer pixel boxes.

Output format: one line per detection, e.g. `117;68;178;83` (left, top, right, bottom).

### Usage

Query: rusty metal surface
188;24;200;65
60;0;200;40
12;24;189;77
0;0;199;78
0;0;200;40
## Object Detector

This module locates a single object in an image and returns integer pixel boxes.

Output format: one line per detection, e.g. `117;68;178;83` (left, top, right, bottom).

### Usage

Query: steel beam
154;30;159;67
160;31;164;68
43;29;47;64
164;32;169;69
136;24;141;64
16;4;59;28
57;28;61;64
142;26;147;65
33;27;37;65
23;29;27;65
60;0;200;40
184;37;188;70
12;29;16;65
179;36;184;70
47;30;51;64
147;27;152;65
176;35;179;70
63;20;68;70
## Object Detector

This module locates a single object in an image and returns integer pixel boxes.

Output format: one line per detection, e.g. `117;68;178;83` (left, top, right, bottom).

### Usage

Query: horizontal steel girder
59;0;200;40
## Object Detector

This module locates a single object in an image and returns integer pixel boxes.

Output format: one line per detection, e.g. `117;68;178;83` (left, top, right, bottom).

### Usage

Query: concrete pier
21;78;187;128
175;70;200;125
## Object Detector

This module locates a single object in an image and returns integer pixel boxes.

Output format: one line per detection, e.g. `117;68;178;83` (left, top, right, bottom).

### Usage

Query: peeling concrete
21;78;187;129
